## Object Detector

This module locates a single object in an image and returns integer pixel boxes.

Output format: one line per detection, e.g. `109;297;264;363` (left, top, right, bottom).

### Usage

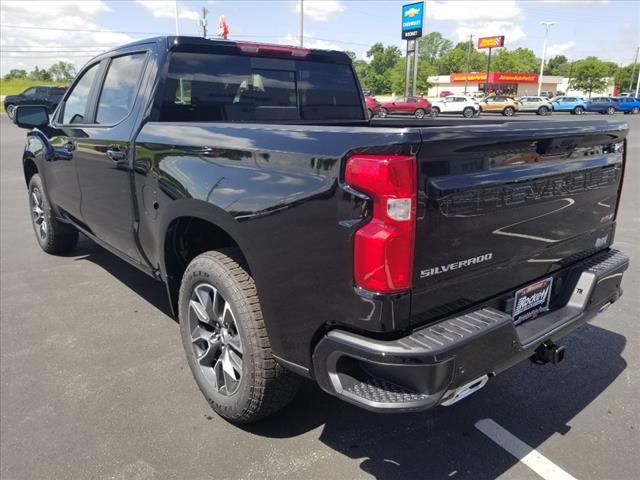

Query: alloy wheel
188;283;243;396
30;187;47;240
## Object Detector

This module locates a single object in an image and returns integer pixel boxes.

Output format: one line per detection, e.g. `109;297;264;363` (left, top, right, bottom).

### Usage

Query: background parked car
439;90;454;97
478;96;519;116
585;97;620;115
365;96;382;118
3;86;66;119
517;96;553;115
378;96;432;118
612;96;640;114
430;95;480;117
540;91;555;99
551;96;587;114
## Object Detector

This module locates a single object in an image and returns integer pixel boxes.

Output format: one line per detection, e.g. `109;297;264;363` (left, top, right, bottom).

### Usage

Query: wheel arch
23;155;38;186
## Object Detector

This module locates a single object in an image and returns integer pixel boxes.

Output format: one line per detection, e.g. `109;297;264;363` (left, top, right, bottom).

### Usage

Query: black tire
378;108;389;118
462;107;474;118
179;249;300;424
367;108;374;119
414;108;426;119
430;107;440;117
537;106;549;115
5;103;16;120
573;106;584;115
606;106;615;115
503;106;515;116
28;174;78;254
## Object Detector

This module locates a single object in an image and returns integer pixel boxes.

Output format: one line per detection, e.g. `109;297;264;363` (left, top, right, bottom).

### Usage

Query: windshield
158;52;364;122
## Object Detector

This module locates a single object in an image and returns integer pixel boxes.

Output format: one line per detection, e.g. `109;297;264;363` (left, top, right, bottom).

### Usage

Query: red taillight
236;41;310;57
345;154;417;293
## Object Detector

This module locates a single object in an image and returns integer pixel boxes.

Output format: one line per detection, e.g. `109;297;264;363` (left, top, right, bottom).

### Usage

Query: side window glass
22;87;37;97
62;63;99;124
96;53;146;124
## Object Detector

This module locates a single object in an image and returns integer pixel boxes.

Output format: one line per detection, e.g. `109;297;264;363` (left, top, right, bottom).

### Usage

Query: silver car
517;96;553;115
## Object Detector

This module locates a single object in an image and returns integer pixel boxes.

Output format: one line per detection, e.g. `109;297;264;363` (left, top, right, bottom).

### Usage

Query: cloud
547;41;576;57
295;1;345;22
279;32;343;52
0;1;133;75
428;0;521;21
135;0;199;20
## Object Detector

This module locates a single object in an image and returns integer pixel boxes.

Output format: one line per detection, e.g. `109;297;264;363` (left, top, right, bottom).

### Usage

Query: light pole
538;21;555;96
300;0;304;47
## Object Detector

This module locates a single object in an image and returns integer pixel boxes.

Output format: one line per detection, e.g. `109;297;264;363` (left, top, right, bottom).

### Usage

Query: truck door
74;51;148;261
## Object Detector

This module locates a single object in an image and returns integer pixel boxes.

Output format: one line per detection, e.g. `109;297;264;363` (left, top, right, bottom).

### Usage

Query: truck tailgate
411;120;628;324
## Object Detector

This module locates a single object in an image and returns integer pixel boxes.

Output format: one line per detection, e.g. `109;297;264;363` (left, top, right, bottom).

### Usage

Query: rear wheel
367;108;374;119
462;107;474;118
414;108;426;119
606;106;615;115
378;108;389;118
430;107;440;117
537;106;549;115
28;174;78;254
5;103;16;120
573;106;584;115
503;106;515;116
179;250;300;423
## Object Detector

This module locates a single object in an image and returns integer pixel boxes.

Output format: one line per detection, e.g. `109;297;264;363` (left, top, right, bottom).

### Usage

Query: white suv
430;96;480;117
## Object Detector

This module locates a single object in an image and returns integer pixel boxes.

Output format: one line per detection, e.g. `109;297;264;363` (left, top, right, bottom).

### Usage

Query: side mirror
13;105;49;129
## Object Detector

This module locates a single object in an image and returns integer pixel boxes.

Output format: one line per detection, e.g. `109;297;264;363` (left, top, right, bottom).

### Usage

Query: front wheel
179;250;300;424
631;107;639;115
414;108;426;119
606;106;615;115
5;104;16;120
378;108;389;118
28;174;78;254
430;107;440;117
503;106;515;116
462;107;475;118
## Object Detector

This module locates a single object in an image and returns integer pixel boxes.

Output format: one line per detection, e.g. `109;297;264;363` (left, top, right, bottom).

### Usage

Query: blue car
613;96;640;114
550;96;587;114
585;97;619;114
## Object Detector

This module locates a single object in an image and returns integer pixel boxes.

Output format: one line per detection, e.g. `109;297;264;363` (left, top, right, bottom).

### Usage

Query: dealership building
427;72;564;96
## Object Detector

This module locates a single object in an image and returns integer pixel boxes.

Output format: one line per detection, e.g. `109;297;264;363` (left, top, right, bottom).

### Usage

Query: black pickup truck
13;36;629;424
4;85;66;119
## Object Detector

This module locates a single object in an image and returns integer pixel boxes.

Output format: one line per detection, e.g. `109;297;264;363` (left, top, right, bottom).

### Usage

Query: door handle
106;149;127;162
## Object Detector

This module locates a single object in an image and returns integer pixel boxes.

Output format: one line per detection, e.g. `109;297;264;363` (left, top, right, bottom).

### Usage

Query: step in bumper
312;249;629;412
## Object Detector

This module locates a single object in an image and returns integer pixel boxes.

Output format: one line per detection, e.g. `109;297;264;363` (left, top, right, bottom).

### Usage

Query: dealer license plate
512;277;553;325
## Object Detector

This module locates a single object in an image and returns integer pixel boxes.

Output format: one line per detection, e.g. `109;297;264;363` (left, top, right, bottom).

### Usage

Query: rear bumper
312;249;629;412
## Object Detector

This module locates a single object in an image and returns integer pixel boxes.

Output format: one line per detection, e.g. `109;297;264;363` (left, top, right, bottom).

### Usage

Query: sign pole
412;40;419;95
484;47;492;95
404;41;410;97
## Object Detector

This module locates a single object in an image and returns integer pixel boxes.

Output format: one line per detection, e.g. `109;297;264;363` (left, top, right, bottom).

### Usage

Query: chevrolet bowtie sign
402;2;424;40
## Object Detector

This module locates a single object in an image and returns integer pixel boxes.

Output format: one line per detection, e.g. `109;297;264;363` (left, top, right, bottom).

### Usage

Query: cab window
96;53;146;124
22;87;37;97
61;63;100;124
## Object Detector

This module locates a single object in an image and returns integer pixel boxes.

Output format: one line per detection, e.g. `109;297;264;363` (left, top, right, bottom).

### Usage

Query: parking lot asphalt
1;113;639;480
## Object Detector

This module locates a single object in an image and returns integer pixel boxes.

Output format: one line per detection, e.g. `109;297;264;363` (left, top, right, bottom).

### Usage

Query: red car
378;96;432;119
439;90;454;97
365;96;382;118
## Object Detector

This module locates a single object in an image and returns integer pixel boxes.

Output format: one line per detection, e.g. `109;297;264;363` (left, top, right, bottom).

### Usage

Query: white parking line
475;418;578;480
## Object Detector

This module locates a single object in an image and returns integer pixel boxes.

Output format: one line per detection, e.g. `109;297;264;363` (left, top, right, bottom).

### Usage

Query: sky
0;0;638;76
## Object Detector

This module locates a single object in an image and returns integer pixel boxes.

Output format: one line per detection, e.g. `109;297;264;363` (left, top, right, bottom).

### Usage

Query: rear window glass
158;52;363;122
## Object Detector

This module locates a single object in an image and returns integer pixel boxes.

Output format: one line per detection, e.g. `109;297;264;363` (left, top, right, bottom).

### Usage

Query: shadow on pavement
72;234;627;479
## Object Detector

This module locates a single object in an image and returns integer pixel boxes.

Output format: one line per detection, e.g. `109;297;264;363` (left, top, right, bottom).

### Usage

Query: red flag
217;15;229;39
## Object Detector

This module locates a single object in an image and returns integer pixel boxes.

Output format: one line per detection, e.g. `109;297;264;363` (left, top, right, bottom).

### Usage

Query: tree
48;61;76;82
491;48;539;73
389;57;436;95
367;43;401;75
436;42;486;74
569;58;610;97
418;32;453;64
29;66;52;81
613;64;638;91
546;55;569;75
3;69;28;81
